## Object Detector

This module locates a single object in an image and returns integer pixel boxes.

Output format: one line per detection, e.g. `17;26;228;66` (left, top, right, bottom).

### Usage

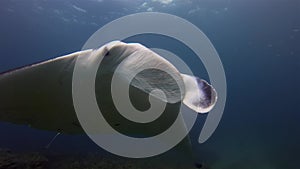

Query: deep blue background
0;0;299;168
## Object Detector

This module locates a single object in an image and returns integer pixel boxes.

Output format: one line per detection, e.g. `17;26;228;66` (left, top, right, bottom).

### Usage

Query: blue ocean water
0;0;299;168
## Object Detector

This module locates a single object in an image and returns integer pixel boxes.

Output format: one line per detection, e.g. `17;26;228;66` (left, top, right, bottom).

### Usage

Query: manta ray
0;41;217;137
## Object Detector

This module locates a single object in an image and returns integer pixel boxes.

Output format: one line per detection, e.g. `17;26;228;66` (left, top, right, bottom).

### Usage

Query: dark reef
0;148;204;169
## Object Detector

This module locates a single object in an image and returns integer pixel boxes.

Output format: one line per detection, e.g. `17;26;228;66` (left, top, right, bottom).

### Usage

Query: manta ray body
0;41;217;136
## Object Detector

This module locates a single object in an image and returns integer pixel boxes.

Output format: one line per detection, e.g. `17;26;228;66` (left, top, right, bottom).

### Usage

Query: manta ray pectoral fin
180;74;217;113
